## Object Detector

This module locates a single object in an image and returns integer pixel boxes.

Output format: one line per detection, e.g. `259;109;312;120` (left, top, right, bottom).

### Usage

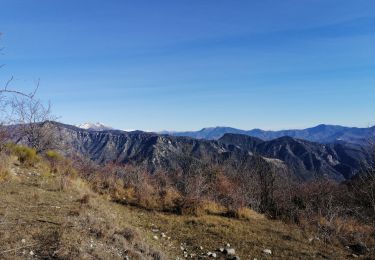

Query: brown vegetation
0;148;353;259
75;152;375;257
1;142;374;258
0;150;165;259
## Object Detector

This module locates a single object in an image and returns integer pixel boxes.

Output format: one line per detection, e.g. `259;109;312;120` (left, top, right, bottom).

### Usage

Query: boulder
224;248;236;255
263;249;272;255
349;243;368;255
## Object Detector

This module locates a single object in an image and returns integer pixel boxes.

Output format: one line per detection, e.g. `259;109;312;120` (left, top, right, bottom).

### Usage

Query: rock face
219;133;372;181
13;122;372;181
52;122;261;173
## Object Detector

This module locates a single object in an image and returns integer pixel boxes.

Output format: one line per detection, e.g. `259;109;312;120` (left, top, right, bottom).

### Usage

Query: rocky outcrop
219;133;372;181
11;122;372;181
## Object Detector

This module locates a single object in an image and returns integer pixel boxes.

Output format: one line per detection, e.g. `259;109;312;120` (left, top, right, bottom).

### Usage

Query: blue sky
0;0;374;131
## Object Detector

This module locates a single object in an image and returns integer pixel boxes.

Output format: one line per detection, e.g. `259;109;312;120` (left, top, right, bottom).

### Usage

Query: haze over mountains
163;124;375;145
78;123;375;145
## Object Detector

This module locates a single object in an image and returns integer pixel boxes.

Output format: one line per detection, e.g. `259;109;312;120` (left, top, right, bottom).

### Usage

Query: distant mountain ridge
20;121;372;182
219;133;372;181
164;124;375;145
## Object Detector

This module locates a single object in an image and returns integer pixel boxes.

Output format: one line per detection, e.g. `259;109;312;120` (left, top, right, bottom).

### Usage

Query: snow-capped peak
76;122;113;131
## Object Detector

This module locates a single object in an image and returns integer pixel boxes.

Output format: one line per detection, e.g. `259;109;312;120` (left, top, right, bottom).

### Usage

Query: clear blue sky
1;0;374;131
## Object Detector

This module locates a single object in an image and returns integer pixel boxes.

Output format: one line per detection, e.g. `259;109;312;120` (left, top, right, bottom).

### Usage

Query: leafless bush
0;36;58;152
348;157;375;224
11;97;59;152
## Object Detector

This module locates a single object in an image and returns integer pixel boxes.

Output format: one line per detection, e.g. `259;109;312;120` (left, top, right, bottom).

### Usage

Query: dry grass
200;200;227;215
0;151;365;259
0;161;166;259
236;207;265;220
0;153;11;183
123;208;355;259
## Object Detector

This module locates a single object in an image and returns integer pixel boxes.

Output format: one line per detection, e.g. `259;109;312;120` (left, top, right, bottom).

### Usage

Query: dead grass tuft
116;227;140;243
236;207;265;220
0;153;11;183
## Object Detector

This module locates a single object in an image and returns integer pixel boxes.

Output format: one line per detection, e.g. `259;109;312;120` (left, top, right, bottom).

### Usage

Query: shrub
0;153;11;182
236;207;264;220
58;160;78;191
12;145;39;166
77;194;90;205
45;150;63;172
116;227;140;243
201;200;226;215
159;187;181;211
174;198;206;216
135;182;159;209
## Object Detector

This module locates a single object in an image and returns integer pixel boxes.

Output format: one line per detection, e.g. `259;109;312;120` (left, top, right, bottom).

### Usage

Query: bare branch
0;76;39;99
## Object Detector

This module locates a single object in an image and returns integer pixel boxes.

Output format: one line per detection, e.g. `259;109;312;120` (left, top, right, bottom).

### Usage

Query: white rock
225;248;236;255
29;251;34;256
226;243;231;247
161;232;167;238
21;239;26;244
263;249;272;255
153;235;159;240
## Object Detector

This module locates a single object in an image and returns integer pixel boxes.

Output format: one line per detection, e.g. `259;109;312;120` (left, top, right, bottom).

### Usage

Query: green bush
12;145;39;166
45;150;62;160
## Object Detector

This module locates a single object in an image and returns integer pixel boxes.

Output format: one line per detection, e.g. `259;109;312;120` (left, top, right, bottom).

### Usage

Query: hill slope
0;160;352;259
219;133;372;181
10;122;372;181
49;122;371;181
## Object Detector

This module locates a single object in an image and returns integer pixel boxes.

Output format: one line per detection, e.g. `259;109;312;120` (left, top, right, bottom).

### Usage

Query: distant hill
19;122;372;182
219;133;372;181
165;124;375;145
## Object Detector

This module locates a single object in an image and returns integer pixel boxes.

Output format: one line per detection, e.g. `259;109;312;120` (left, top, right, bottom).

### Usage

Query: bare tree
0;38;41;149
0;35;58;152
350;150;375;224
11;96;58;153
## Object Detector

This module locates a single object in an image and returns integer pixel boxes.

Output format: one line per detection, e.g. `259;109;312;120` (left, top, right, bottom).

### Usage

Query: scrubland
0;145;373;259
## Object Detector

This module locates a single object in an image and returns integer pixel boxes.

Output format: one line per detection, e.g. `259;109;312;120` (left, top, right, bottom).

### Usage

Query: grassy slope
0;161;352;259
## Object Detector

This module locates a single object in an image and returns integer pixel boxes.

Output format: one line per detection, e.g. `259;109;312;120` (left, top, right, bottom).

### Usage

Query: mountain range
164;124;375;145
32;122;373;182
219;133;371;181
